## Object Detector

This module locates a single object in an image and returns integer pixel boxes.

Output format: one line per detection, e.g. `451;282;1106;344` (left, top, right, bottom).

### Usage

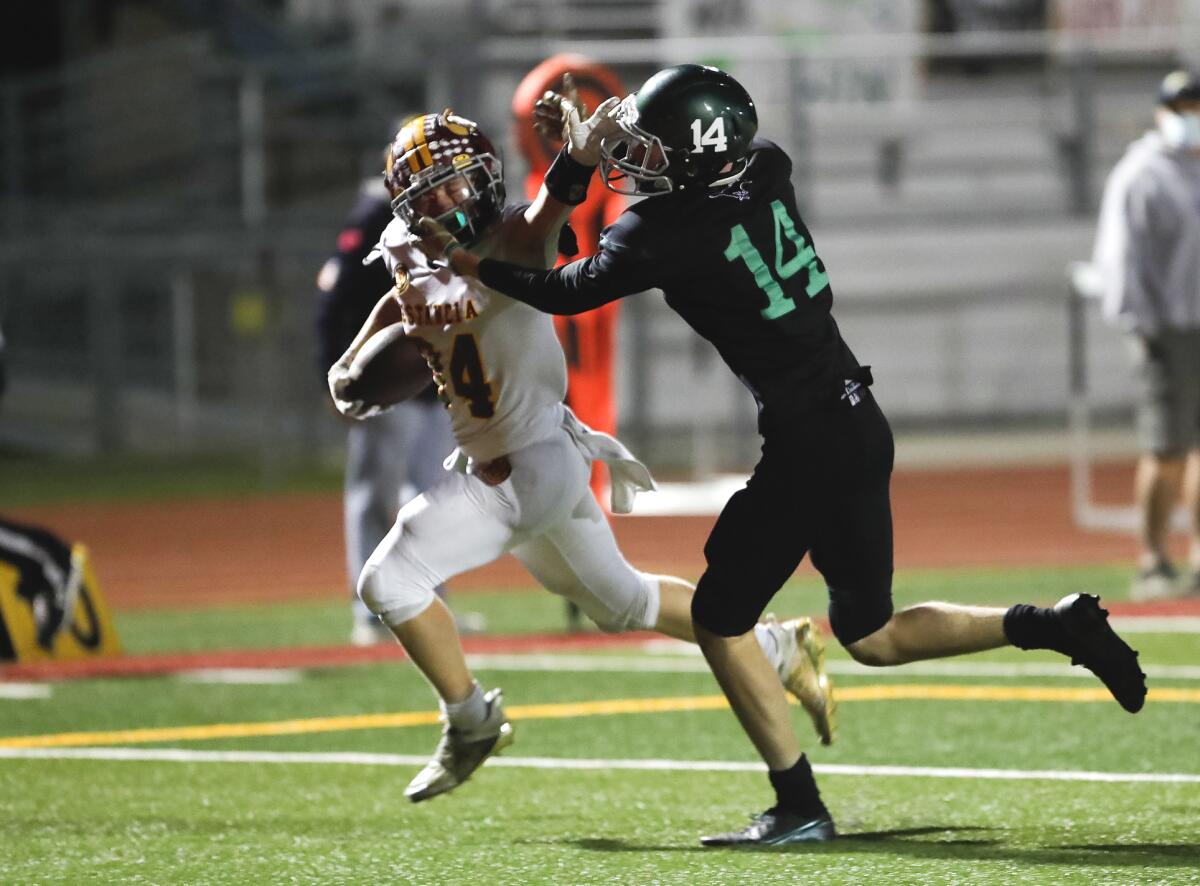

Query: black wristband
543;147;595;205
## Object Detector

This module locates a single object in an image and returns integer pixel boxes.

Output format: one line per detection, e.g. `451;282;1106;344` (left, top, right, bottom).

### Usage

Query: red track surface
9;462;1158;612
5;460;1196;685
8;459;1200;683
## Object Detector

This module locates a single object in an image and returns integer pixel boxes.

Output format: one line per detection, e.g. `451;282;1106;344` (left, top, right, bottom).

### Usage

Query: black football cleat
700;807;836;847
1054;593;1147;713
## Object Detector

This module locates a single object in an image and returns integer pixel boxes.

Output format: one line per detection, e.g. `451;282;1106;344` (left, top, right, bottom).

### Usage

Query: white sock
441;682;487;730
754;622;781;669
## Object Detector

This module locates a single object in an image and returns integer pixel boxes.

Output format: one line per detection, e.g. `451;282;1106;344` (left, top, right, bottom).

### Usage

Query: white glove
327;360;383;420
561;76;621;167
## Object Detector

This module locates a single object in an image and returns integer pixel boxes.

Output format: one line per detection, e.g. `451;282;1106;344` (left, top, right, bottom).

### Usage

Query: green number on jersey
449;333;494;418
723;225;790;319
723;199;829;320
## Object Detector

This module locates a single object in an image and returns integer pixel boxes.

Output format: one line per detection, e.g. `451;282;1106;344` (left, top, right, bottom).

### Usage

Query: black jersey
315;185;395;374
478;139;865;432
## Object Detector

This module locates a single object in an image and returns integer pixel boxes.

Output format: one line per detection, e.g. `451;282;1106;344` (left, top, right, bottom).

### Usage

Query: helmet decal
443;112;474;136
401;114;434;173
689;117;728;153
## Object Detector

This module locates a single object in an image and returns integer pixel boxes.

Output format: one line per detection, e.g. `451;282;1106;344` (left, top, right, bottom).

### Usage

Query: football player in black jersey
417;64;1148;847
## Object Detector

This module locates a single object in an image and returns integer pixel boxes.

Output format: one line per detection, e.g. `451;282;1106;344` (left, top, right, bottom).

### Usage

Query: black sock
768;755;827;819
1003;604;1071;655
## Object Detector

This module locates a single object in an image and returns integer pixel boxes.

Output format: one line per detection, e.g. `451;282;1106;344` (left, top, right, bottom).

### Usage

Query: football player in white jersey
327;107;834;803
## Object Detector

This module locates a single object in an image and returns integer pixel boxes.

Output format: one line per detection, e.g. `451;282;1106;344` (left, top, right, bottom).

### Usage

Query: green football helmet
599;64;758;196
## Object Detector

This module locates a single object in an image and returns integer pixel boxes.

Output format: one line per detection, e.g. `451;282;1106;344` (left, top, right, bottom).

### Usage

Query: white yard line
639;615;1200;641
826;660;1200;681
0;746;1195;784
466;653;712;673
0;683;52;699
463;653;1200;682
1110;616;1200;633
176;669;303;685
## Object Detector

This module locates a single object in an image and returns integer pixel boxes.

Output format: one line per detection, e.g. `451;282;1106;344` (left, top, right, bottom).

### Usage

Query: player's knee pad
356;542;440;626
588;571;661;633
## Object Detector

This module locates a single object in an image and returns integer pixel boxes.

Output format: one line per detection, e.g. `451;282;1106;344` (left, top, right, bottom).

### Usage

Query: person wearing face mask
1093;69;1200;600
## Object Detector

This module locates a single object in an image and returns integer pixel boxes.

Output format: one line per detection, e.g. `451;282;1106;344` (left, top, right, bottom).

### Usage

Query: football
341;327;433;408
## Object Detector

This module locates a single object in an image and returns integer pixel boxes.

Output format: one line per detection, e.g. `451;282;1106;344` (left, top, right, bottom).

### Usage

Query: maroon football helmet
384;109;506;244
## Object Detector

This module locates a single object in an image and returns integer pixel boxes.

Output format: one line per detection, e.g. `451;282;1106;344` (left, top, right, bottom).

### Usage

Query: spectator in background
512;55;627;630
0;320;6;405
315;142;460;645
1093;70;1200;599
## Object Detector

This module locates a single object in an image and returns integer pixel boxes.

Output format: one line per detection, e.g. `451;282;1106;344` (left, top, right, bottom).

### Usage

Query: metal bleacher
0;9;1191;478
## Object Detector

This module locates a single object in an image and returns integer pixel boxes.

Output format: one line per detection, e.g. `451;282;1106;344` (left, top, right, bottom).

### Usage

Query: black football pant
692;391;895;645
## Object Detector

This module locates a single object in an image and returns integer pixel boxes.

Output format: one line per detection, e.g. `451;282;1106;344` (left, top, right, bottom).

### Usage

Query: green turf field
2;566;1198;885
0;452;344;507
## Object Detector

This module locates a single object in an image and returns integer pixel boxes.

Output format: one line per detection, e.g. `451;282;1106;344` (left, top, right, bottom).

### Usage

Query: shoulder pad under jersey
373;216;419;273
746;137;793;180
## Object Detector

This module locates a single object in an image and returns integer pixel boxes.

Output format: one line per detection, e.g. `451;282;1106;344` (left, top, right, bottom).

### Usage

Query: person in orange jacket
513;55;626;496
513;56;628;631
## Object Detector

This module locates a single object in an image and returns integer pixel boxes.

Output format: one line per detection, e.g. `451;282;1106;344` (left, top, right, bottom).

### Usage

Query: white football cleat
765;614;837;746
405;687;514;802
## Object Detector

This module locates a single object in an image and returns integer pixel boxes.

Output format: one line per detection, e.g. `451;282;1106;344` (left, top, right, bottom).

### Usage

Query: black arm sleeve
477;209;660;315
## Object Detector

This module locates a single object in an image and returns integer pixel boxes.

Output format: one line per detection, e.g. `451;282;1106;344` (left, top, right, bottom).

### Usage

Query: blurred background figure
0;320;6;405
1092;70;1200;600
315;139;460;646
512;55;627;631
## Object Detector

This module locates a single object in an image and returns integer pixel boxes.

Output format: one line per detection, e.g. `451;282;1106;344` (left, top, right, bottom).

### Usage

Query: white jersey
375;215;568;462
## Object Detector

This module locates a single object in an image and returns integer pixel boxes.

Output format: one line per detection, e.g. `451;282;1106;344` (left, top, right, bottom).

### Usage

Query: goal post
1065;261;1189;533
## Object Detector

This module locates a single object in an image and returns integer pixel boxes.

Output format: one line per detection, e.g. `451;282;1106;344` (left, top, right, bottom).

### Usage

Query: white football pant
357;428;661;633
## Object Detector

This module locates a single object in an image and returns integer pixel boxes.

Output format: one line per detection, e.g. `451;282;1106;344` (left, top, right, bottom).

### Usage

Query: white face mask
1159;109;1200;150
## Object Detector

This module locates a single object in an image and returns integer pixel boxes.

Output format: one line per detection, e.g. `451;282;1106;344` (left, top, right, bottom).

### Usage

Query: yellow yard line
2;685;1195;750
507;695;732;719
0;696;730;749
0;711;443;749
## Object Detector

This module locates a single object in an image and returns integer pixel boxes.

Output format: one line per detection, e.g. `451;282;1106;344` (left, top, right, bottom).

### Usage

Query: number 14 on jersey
724;199;829;320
